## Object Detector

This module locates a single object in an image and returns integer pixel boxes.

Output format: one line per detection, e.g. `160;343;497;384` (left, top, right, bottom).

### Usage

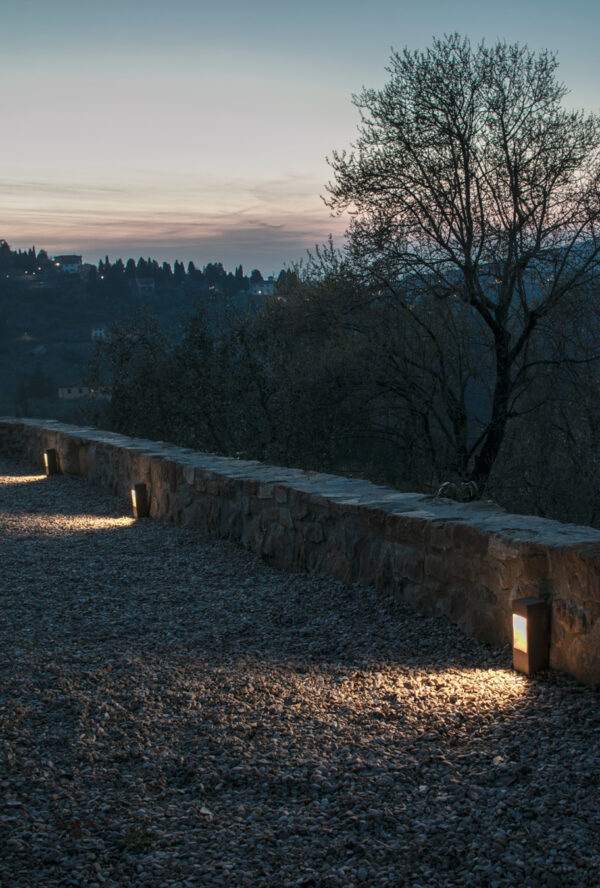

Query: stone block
176;483;195;510
390;543;425;585
426;520;455;554
322;548;353;583
305;521;325;544
550;618;600;688
241;478;259;495
292;532;306;570
180;498;206;528
261;506;281;525
194;474;207;493
452;523;489;557
150;459;163;489
262;523;293;566
305;542;325;573
552;598;597;637
219;503;242;539
278;507;294;529
162;459;178;492
290;494;310;521
488;535;521;562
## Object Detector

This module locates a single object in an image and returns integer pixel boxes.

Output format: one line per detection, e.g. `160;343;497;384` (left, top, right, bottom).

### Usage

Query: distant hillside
0;240;282;420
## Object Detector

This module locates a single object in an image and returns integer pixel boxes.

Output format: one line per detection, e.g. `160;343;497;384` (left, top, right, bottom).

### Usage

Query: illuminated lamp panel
512;614;528;653
43;448;59;476
512;597;549;676
131;483;149;519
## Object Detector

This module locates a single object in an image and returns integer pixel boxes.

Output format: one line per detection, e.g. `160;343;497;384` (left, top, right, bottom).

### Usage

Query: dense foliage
99;251;600;527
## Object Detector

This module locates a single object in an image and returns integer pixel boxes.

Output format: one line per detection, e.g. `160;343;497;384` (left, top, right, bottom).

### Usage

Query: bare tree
326;34;600;488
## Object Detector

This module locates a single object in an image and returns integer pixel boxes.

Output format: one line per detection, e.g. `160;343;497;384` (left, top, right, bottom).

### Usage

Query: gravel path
1;455;599;888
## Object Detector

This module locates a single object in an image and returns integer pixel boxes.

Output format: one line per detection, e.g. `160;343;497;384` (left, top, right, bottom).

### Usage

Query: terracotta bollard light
43;448;59;476
131;483;149;519
512;597;549;676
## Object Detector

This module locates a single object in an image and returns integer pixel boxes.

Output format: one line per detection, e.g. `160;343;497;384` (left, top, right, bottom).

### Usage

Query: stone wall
2;416;600;687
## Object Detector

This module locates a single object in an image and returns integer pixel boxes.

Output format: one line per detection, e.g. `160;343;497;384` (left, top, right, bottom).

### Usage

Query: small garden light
512;597;549;676
43;448;59;476
131;483;149;519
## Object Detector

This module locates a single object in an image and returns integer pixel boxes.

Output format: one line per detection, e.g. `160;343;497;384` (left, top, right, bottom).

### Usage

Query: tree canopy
326;34;600;486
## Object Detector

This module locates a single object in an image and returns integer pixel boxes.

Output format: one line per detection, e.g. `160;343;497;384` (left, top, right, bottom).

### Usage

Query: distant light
512;597;549;676
43;448;59;476
131;483;149;519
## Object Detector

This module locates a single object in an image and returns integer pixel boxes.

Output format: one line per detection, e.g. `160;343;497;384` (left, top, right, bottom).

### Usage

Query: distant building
54;254;83;274
58;385;111;400
79;263;95;280
249;276;275;297
133;277;156;295
91;327;108;342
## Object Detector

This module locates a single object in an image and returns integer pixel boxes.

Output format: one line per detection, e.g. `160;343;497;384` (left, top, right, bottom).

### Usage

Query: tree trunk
470;344;511;489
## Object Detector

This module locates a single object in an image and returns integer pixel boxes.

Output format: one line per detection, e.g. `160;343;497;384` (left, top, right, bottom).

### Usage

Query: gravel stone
1;455;600;887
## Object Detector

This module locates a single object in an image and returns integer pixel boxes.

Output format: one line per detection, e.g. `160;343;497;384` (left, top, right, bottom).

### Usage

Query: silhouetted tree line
0;240;269;303
0;241;50;273
90;255;263;299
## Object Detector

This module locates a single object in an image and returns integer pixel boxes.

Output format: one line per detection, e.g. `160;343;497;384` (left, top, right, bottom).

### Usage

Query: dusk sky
3;0;599;274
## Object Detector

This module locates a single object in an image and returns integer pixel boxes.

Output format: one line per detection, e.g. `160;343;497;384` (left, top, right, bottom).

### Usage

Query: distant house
249;276;275;297
54;254;83;274
91;326;108;342
133;277;156;295
79;263;95;280
58;385;111;400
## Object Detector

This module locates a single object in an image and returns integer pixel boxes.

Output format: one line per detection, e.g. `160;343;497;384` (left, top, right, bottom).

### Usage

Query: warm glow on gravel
2;511;135;537
32;514;135;531
0;472;135;535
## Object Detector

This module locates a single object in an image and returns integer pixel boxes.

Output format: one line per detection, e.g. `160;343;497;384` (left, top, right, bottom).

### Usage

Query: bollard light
131;483;149;519
43;448;59;476
512;597;549;676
